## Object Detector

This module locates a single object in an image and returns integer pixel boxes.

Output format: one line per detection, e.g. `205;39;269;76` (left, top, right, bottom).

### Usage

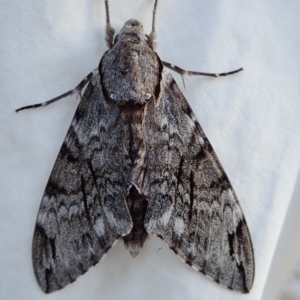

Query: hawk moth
17;0;255;294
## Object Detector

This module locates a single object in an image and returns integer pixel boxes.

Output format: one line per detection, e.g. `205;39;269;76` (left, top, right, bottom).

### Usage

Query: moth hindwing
17;0;254;294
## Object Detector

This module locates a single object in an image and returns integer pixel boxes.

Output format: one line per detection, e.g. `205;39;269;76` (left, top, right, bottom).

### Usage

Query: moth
17;0;255;294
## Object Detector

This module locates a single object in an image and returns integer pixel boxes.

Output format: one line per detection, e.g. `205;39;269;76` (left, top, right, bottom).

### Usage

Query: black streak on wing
176;157;184;187
87;161;98;188
188;171;194;221
81;174;90;221
227;232;235;256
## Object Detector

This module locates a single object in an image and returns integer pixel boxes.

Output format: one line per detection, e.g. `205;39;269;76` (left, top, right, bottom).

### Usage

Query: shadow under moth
16;0;255;294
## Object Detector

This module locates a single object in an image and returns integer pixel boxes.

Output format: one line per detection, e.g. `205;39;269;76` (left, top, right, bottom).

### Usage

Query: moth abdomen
123;186;148;257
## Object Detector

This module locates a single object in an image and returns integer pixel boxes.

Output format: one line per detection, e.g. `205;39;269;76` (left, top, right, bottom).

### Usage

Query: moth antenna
105;0;115;48
148;0;158;51
151;0;158;34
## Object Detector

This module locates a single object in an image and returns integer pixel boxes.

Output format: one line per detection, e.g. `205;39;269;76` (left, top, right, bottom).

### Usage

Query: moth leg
148;0;159;51
104;0;115;48
16;71;94;112
162;60;243;89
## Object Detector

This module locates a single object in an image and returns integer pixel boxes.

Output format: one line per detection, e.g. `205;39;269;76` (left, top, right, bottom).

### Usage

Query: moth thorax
99;35;162;107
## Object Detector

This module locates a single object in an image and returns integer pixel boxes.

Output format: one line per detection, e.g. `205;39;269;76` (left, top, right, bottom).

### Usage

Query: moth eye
144;93;152;100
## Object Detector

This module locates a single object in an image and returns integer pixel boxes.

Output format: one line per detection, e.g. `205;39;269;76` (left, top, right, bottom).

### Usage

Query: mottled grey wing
32;73;132;293
142;71;254;293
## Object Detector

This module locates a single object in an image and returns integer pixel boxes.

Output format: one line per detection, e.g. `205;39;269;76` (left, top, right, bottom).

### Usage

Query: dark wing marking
32;72;132;293
141;71;254;293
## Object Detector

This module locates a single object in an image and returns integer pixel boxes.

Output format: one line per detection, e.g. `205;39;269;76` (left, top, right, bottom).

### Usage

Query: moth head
116;19;146;44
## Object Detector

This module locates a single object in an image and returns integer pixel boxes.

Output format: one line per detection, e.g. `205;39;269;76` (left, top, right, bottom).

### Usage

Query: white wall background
1;1;300;299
